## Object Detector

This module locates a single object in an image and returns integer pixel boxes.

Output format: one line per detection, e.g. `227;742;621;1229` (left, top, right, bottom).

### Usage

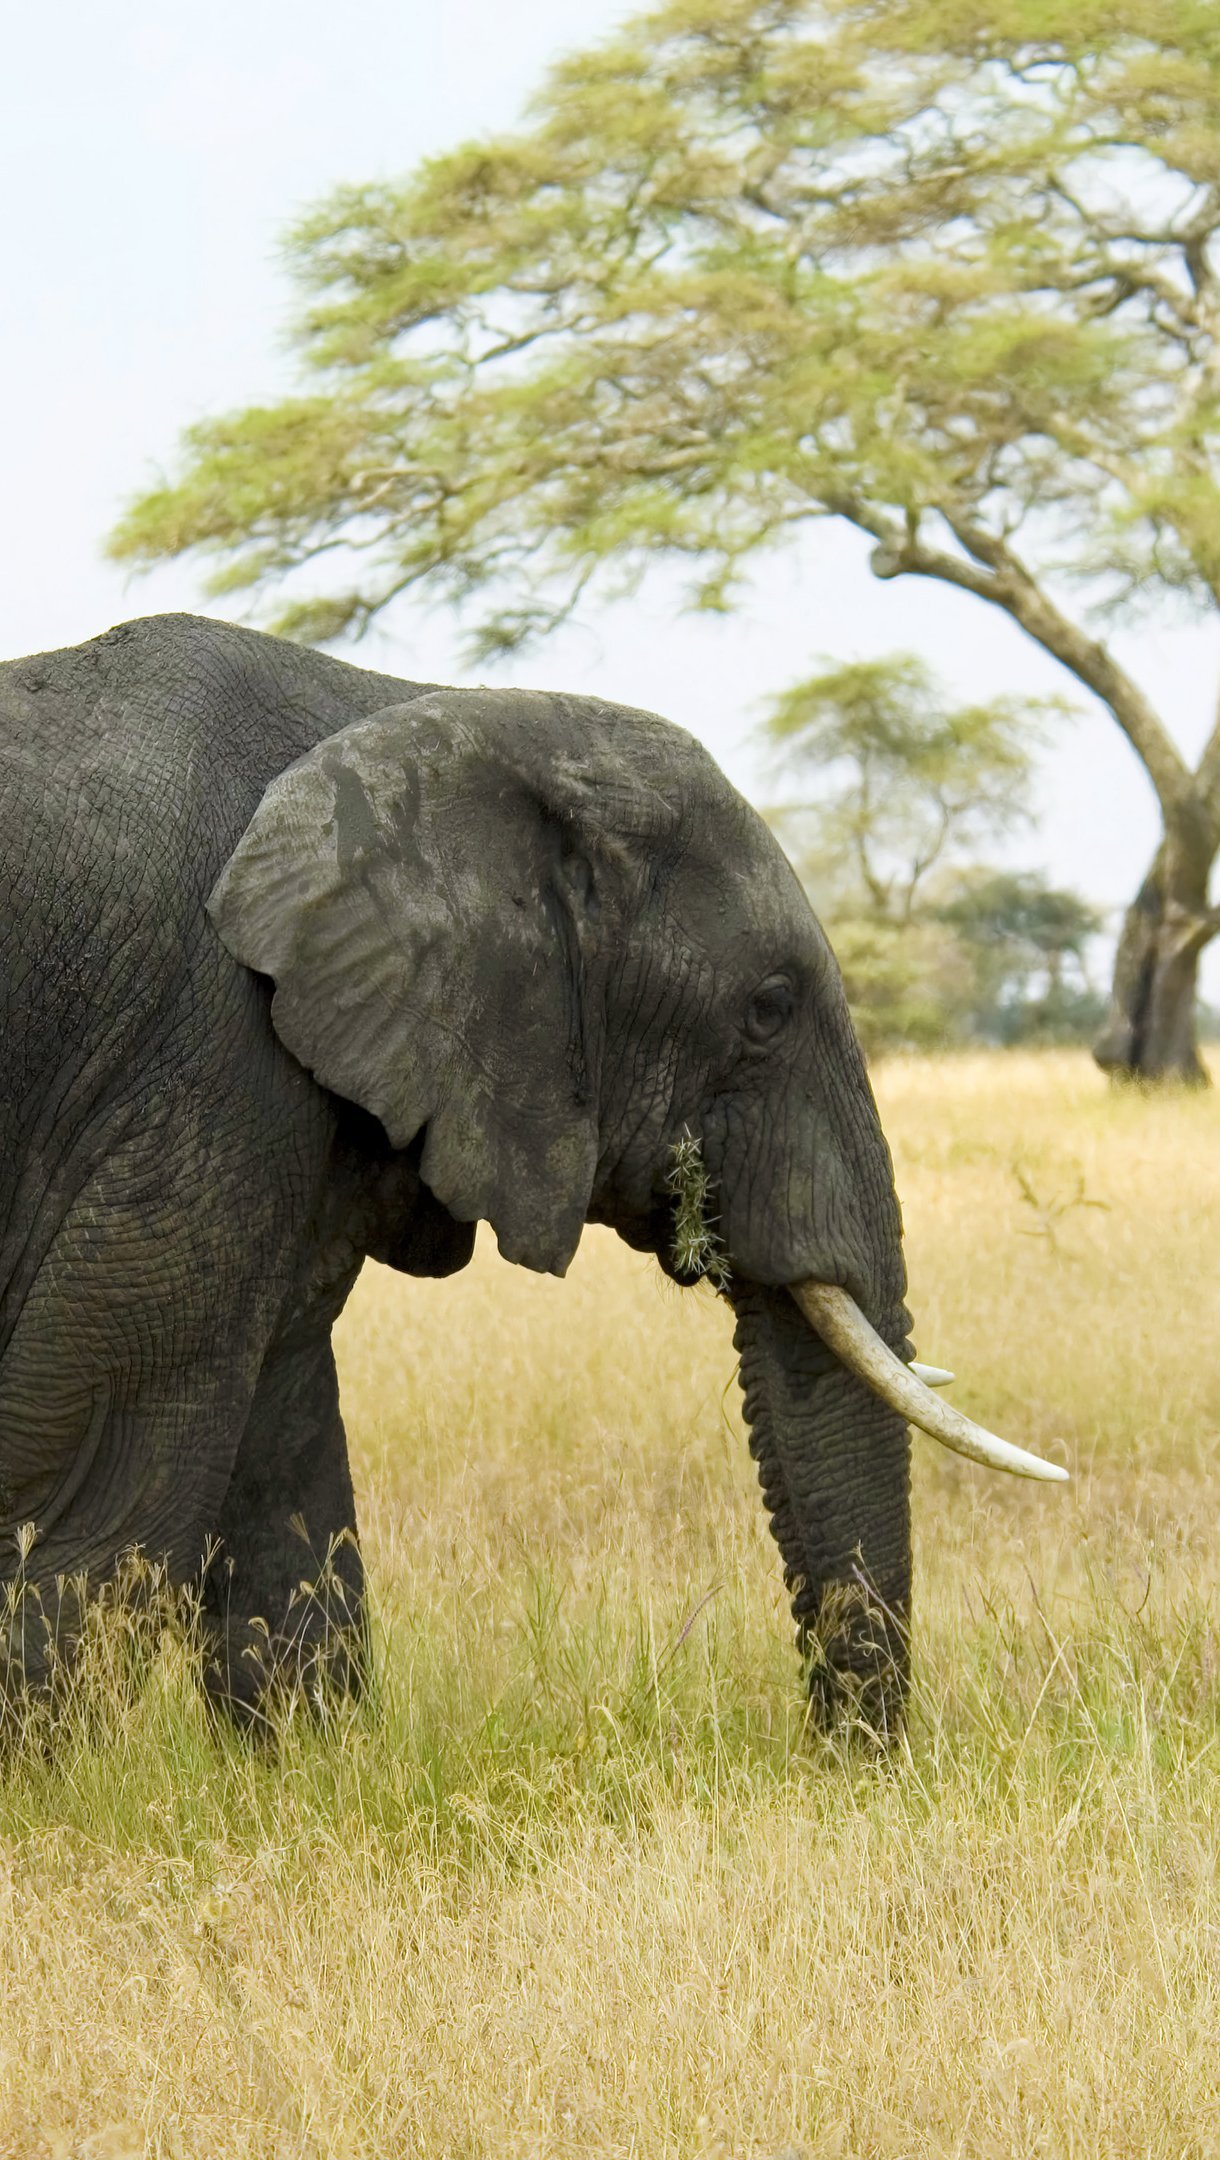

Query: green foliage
108;0;1220;673
768;652;1065;923
665;1132;731;1285
766;652;1102;1049
822;914;980;1055
936;871;1102;962
818;891;1106;1054
934;868;1107;1044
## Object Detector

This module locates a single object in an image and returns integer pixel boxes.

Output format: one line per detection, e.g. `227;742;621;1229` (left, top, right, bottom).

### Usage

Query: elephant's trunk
731;1281;912;1738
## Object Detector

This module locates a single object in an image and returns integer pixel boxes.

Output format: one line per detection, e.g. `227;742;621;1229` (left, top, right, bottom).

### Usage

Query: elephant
0;613;1064;1738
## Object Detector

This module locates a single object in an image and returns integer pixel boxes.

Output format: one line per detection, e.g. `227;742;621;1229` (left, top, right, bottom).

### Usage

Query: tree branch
835;496;1194;819
1191;683;1220;825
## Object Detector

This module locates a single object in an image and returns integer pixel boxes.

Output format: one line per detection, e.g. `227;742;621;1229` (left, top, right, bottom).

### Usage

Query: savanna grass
0;1052;1216;2156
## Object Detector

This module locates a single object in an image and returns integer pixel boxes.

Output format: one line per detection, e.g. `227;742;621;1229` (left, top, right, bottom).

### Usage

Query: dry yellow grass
0;1050;1217;2157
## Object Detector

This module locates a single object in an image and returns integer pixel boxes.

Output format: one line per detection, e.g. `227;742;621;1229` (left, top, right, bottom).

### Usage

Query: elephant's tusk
911;1361;954;1388
789;1281;1069;1484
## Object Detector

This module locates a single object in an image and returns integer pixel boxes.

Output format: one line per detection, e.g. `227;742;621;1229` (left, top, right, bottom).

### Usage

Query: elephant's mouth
789;1280;1068;1484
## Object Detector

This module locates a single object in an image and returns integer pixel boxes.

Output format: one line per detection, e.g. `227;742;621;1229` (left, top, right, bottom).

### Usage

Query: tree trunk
1093;812;1218;1086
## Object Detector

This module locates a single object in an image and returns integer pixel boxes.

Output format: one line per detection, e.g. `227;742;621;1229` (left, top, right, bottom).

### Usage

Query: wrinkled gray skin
0;615;911;1735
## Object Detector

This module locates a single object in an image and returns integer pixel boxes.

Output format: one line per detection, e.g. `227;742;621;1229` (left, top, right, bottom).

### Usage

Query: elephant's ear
208;687;675;1275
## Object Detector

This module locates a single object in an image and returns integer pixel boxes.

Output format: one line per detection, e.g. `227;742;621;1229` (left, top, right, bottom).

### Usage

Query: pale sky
4;0;1218;991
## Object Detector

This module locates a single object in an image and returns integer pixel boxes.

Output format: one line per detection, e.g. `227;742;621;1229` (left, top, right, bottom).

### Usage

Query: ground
0;1051;1216;2158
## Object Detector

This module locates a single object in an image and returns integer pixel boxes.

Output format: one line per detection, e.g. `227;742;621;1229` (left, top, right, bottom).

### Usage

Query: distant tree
820;915;979;1056
767;654;1059;925
765;654;1093;1049
109;0;1220;1080
934;870;1106;1043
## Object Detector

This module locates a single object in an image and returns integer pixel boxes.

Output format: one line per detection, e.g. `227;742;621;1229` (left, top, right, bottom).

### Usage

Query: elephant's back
0;614;438;1332
0;634;207;1306
0;612;432;1100
0;612;435;868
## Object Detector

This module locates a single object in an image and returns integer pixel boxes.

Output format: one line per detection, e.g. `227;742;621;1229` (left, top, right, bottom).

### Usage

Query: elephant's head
211;685;1065;1736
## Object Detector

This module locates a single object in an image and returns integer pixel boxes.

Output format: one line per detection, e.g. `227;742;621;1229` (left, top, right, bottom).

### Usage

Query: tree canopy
934;868;1104;1041
764;652;1098;1048
110;0;1220;1076
767;653;1060;923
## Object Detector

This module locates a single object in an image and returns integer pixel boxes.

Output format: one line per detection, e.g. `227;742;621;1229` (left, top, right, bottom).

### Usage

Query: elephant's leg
0;1160;315;1723
0;1543;180;1732
198;1329;367;1731
0;1386;249;1724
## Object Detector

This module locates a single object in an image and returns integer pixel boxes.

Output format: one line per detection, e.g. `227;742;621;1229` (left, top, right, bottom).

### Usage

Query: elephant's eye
744;976;796;1046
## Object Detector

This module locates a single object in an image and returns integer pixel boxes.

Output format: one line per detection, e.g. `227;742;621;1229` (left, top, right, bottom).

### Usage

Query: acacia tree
767;652;1053;923
934;871;1105;1039
110;0;1220;1081
765;652;1095;1046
